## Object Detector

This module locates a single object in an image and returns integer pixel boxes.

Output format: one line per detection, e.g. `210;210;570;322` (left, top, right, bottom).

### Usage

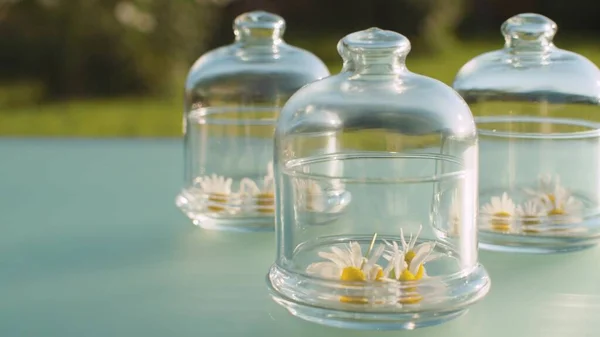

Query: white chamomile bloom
516;199;547;233
306;241;385;282
541;187;583;225
197;174;232;194
382;225;440;281
524;173;575;208
522;173;585;230
539;173;559;193
480;192;516;232
524;173;561;199
239;161;275;213
196;174;234;212
295;179;326;212
382;230;437;305
381;240;408;280
400;226;439;276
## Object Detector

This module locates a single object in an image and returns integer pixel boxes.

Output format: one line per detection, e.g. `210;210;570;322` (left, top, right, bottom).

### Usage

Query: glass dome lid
453;13;600;99
176;11;329;232
267;28;490;330
453;13;600;253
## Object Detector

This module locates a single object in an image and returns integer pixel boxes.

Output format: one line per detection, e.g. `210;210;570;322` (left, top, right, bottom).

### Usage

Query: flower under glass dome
266;27;490;330
453;13;600;252
175;11;329;231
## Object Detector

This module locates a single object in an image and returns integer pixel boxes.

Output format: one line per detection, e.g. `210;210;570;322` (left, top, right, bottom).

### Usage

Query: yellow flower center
341;266;366;282
491;211;511;231
208;193;228;212
399;269;416;282
548;208;565;216
400;293;423;304
340;296;368;304
398;268;424;304
256;192;274;213
373;266;384;281
339;266;378;304
398;265;425;282
414;264;425;280
405;251;416;264
521;216;541;233
521;216;541;226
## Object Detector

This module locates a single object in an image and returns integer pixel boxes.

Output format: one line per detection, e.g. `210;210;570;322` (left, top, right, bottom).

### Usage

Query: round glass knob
501;13;557;50
233;11;285;42
338;28;411;74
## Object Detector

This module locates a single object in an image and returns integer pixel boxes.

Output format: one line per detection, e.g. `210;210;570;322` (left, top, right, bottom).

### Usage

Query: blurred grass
2;39;600;137
0;98;182;137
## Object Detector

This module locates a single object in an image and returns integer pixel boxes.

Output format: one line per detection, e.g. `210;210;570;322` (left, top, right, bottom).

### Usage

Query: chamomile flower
295;179;326;212
239;161;275;213
382;241;410;280
400;225;440;270
383;225;439;280
306;241;386;282
306;239;387;305
196;174;234;213
521;174;585;231
524;174;573;209
381;229;438;305
480;192;516;232
524;173;561;199
541;187;583;225
516;199;547;233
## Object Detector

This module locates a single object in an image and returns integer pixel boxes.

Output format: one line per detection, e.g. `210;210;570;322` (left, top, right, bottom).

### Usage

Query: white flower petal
331;246;354;266
239;178;260;195
318;251;347;268
413;242;435;258
424;252;444;263
490;196;502;209
383;256;395;276
409;250;430;275
307;262;339;279
349;241;363;267
408;225;422;250
364;244;385;272
394;253;404;279
366;264;383;280
400;228;408;251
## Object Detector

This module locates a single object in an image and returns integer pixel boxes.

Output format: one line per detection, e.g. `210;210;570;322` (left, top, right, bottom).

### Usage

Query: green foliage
0;0;220;99
0;97;182;137
3;40;600;137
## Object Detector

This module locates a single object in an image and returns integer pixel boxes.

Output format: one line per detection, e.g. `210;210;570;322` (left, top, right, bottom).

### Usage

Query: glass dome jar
175;11;329;231
453;13;600;253
267;28;490;330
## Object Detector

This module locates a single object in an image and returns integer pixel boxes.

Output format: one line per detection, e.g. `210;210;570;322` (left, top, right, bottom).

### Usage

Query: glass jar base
269;291;468;330
266;262;490;330
479;231;600;253
175;192;274;232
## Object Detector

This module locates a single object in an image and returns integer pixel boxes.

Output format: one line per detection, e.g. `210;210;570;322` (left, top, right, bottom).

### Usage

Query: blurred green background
2;0;600;137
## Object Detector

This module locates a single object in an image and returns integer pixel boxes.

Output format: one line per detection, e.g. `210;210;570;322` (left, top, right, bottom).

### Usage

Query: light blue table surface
2;139;599;337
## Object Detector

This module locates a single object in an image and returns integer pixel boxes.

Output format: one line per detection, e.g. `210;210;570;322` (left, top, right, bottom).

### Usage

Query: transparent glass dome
453;13;600;253
267;28;490;330
175;11;329;231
